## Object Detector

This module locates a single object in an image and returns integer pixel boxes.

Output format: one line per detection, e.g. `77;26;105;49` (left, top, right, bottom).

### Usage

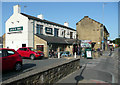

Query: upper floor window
64;30;66;38
45;27;53;35
54;28;59;37
70;32;73;39
36;24;43;35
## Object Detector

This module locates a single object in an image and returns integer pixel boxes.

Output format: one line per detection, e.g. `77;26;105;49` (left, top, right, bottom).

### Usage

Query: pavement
57;48;119;84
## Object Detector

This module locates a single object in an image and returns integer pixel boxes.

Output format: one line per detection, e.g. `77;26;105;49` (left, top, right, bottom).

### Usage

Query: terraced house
76;16;109;50
5;5;77;57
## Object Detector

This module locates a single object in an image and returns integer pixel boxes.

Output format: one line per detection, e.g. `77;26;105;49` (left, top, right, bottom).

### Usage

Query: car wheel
30;54;35;60
15;63;22;71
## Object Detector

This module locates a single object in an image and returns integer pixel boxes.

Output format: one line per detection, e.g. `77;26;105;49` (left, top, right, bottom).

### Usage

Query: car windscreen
28;48;36;51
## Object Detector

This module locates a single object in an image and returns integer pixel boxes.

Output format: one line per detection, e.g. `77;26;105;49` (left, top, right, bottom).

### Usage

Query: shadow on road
75;63;87;85
2;63;36;81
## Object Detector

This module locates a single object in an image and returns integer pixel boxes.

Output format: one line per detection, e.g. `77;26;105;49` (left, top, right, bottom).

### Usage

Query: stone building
76;16;109;50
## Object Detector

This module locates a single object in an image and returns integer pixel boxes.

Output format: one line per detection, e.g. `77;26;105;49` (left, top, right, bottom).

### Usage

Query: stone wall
2;59;80;85
34;35;48;57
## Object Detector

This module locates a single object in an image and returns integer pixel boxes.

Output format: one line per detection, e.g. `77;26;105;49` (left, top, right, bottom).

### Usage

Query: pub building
5;5;79;57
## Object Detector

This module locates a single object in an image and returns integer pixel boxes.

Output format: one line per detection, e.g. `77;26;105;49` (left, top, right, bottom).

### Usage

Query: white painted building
5;5;76;51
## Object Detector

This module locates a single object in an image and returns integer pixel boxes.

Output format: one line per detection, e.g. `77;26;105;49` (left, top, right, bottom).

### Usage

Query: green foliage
115;38;120;46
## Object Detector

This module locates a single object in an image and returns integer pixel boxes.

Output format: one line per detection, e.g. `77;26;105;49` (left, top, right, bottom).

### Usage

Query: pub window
36;45;44;52
36;24;43;35
45;27;53;35
22;44;26;47
54;28;59;37
70;32;73;39
64;30;66;38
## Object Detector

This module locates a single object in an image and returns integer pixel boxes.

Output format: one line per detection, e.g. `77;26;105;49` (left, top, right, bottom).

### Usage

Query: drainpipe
33;20;35;49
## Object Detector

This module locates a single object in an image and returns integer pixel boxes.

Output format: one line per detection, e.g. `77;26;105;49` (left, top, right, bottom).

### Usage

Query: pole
74;52;76;58
102;3;105;51
33;20;35;49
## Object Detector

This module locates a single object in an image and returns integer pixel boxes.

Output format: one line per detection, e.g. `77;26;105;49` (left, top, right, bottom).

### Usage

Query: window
36;24;43;35
54;28;59;37
0;50;7;57
7;50;15;56
28;48;35;51
70;32;73;39
19;48;24;51
36;45;44;51
22;44;26;47
23;48;27;51
64;30;66;38
45;27;53;35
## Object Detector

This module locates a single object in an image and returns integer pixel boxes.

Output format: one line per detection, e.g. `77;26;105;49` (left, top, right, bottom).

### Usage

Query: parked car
61;51;71;57
0;48;22;71
17;47;44;60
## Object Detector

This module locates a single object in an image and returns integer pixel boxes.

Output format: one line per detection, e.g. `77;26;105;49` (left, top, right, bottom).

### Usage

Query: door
22;44;26;47
17;48;24;57
23;48;30;57
2;50;15;70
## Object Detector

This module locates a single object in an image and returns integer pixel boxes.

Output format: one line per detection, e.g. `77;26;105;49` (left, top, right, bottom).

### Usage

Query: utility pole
102;3;107;50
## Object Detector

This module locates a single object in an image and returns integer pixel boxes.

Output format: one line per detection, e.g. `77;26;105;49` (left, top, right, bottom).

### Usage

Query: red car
17;47;44;60
0;48;22;71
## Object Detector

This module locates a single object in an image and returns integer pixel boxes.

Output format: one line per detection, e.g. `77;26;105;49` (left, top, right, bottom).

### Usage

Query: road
2;58;69;81
57;48;120;84
2;48;120;84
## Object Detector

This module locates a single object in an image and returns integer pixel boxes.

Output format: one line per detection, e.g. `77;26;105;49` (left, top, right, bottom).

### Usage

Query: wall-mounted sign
81;40;92;47
9;26;23;32
45;27;53;34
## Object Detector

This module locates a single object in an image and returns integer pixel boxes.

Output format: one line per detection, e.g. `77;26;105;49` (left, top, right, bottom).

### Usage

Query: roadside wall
2;59;80;85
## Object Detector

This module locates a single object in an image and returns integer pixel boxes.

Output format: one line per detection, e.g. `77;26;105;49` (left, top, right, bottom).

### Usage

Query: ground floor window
22;44;26;47
36;45;44;52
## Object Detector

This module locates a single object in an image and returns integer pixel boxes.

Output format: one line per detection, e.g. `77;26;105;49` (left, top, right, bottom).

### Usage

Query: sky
1;2;119;40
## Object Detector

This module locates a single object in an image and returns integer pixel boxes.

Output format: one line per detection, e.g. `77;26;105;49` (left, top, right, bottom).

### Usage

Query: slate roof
35;34;78;45
21;13;76;31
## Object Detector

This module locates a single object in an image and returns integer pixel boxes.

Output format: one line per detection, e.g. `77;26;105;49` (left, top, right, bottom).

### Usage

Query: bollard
58;52;60;58
74;52;76;58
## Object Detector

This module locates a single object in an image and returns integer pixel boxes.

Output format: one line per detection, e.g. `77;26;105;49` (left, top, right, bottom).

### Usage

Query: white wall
34;21;76;39
28;19;34;47
5;13;28;50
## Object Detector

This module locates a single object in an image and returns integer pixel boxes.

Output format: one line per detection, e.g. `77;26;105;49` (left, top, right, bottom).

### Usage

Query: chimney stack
64;22;69;27
37;14;44;20
13;5;21;14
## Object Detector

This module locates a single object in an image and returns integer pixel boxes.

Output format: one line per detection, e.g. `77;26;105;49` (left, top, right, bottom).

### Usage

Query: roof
76;16;109;34
35;34;78;45
21;13;76;31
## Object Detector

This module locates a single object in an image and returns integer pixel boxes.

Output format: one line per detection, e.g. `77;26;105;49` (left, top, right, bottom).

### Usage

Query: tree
115;38;120;47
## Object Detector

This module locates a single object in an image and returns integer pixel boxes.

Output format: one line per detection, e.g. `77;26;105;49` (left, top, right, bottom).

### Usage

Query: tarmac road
57;48;119;84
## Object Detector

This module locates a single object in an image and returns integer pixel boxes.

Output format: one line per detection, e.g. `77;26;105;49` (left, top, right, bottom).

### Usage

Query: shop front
34;34;77;57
